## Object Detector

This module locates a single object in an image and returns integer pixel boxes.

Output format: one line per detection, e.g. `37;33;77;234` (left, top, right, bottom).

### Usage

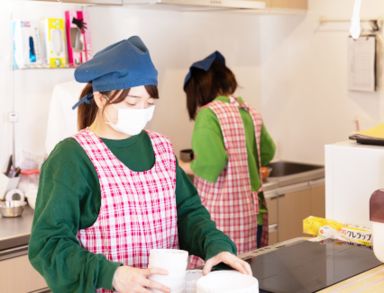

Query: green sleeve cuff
205;240;237;260
205;240;238;271
98;261;122;290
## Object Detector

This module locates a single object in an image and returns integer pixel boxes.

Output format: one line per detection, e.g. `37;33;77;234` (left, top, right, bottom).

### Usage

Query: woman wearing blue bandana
182;51;276;267
28;37;251;293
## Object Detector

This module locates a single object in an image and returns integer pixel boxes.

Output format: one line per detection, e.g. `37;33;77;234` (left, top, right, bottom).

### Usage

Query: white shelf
30;0;123;5
13;64;77;70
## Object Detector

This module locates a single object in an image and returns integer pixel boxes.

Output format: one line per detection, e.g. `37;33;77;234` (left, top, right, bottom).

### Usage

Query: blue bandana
183;51;225;88
73;36;157;109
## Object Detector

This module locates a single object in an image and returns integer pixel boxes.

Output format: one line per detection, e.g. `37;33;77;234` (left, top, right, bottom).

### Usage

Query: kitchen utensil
5;155;13;177
180;149;194;162
0;200;26;217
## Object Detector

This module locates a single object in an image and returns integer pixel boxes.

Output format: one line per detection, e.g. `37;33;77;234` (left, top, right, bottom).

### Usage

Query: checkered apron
74;129;178;292
189;96;268;268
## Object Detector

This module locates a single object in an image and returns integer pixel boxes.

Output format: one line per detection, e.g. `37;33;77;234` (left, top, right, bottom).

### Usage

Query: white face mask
107;105;155;136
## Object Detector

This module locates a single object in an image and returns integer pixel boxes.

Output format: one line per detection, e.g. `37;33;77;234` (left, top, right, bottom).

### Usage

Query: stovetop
246;239;382;293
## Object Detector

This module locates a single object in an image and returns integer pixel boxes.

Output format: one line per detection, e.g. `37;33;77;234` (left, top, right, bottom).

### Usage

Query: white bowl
197;271;259;293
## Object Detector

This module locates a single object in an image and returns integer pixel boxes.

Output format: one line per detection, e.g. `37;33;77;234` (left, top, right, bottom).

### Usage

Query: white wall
261;0;384;164
1;0;384;171
0;1;82;169
0;1;263;169
87;5;263;155
0;2;14;170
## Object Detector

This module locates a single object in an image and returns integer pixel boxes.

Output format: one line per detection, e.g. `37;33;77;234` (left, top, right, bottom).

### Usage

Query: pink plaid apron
74;129;179;292
189;96;267;268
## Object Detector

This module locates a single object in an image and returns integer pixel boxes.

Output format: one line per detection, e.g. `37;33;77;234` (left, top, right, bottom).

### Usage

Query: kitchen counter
0;206;34;253
0;166;324;252
319;264;384;292
184;164;325;196
263;167;324;197
1;222;381;292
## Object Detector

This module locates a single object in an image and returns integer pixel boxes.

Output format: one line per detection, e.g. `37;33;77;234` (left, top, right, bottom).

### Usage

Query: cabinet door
310;179;325;218
278;184;312;242
266;197;279;245
0;254;48;293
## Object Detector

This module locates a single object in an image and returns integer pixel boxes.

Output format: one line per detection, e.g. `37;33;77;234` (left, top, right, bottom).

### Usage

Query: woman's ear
93;92;107;109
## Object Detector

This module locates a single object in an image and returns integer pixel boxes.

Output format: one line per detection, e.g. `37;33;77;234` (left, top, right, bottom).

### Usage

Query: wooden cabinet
266;195;278;245
264;0;307;10
310;180;326;218
265;178;325;245
278;184;312;241
0;253;48;293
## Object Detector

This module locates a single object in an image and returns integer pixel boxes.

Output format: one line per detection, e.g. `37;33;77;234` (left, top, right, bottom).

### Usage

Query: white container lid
196;271;259;293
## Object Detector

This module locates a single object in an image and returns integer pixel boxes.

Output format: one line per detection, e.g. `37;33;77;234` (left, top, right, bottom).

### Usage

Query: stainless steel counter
0;206;34;252
263;168;324;198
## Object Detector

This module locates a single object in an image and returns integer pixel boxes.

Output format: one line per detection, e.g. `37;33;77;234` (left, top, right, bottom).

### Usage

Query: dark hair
184;60;237;120
77;83;159;130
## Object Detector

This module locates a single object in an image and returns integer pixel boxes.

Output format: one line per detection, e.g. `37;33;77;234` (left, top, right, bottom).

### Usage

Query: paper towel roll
5;189;25;202
45;81;83;155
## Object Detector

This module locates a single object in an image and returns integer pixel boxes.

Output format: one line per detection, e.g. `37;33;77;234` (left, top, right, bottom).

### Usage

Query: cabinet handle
268;224;278;232
275;181;310;195
267;191;286;200
309;178;325;187
265;180;322;200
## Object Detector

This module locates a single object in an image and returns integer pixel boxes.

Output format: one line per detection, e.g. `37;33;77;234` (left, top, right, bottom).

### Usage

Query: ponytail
77;83;98;130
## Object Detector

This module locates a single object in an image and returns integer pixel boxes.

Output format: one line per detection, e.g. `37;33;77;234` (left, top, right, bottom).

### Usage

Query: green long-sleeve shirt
28;130;236;293
191;96;276;224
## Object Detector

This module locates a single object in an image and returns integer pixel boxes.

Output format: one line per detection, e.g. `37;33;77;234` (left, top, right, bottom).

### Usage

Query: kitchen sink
268;161;323;177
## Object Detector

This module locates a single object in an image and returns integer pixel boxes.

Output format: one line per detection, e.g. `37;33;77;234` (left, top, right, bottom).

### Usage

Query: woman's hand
112;266;170;293
203;252;252;276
